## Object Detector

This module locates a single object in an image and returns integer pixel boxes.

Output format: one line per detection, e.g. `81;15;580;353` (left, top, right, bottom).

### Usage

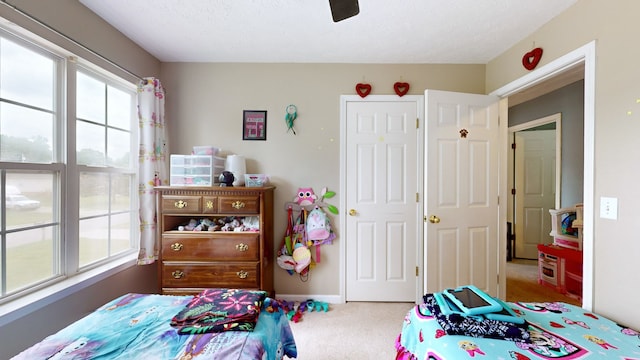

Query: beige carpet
287;260;580;359
288;301;414;359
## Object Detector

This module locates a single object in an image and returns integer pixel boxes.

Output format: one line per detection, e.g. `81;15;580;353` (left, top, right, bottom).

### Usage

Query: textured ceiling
79;0;578;64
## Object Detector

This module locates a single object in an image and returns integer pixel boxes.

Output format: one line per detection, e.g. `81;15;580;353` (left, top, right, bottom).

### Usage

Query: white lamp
225;155;246;186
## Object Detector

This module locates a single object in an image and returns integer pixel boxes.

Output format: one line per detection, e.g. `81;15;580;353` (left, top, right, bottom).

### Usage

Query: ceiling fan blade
328;0;359;22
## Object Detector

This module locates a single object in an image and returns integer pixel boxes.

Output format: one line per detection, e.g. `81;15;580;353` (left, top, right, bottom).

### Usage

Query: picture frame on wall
242;110;267;140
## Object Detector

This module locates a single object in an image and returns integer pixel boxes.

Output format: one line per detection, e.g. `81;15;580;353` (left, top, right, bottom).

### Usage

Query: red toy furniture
537;243;583;300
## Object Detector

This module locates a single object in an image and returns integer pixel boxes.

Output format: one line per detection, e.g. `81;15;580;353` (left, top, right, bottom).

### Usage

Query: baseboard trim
276;294;343;304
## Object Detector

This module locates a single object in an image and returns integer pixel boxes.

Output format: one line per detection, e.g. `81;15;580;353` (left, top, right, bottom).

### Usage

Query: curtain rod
0;1;144;82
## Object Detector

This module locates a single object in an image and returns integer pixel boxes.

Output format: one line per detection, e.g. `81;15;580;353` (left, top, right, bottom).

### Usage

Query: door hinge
416;266;419;277
511;142;516;149
511;188;516;195
416;192;419;202
416;118;419;129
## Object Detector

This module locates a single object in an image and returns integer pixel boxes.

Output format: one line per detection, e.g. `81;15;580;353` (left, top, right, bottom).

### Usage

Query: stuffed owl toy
294;187;317;206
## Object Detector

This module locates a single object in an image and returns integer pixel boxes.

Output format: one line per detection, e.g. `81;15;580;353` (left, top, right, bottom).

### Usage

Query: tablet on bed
443;285;502;316
484;296;525;324
433;291;483;320
434;291;459;316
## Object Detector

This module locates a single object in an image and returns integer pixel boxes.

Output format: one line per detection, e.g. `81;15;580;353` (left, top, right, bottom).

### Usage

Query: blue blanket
13;293;297;359
397;301;640;359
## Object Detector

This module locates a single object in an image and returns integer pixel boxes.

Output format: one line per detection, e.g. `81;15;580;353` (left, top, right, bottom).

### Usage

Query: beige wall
1;0;159;83
487;0;640;329
6;0;639;354
160;63;486;296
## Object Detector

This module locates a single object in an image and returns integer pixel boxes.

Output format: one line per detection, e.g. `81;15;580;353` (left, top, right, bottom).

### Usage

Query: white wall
487;0;640;329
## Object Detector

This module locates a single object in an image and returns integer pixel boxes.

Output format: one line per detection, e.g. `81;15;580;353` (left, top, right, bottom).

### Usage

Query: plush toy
177;217;253;232
199;218;215;231
242;216;260;231
221;218;242;231
183;219;198;231
294;187;317;206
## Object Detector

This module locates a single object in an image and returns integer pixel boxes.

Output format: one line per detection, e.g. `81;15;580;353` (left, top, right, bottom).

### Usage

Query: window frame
0;20;139;310
73;64;138;271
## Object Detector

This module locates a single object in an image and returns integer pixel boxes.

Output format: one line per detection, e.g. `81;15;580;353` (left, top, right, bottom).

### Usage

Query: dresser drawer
155;186;274;296
162;234;259;261
162;263;260;288
218;195;260;214
161;195;202;213
202;196;218;214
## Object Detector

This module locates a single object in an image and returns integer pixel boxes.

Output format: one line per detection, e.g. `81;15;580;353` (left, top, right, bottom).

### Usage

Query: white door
514;130;556;259
424;90;500;296
344;96;422;302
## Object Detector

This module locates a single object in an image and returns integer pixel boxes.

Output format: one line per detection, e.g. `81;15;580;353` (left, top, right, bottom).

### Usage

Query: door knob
429;215;440;224
349;209;357;216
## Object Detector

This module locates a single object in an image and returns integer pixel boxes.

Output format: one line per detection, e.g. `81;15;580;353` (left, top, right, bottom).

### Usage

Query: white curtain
137;77;168;265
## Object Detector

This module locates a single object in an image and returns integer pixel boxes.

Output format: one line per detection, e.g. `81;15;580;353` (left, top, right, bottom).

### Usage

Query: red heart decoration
522;47;543;70
550;321;565;328
394;82;410;97
355;83;372;98
435;329;445;339
584;313;599;320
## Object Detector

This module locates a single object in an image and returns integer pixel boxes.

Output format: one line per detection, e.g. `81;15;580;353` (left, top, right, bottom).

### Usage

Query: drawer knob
171;270;184;279
236;270;248;279
171;242;184;251
174;200;188;209
231;200;245;210
235;243;249;252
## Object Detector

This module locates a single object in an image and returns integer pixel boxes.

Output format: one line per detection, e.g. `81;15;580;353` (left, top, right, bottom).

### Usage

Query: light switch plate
600;197;618;220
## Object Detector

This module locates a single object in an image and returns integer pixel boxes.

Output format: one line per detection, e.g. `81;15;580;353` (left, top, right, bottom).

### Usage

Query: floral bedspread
12;293;297;359
397;301;640;359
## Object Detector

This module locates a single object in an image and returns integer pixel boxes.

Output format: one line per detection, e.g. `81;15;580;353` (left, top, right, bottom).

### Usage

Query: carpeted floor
288;301;413;359
287;259;581;359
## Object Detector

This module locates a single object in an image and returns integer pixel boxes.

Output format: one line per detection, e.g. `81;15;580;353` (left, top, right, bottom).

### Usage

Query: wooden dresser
155;186;274;296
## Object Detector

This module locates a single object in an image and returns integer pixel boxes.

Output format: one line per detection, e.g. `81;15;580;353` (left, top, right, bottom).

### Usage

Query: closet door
344;96;422;302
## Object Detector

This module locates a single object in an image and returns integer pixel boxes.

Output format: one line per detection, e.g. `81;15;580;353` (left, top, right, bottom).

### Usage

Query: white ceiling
79;0;578;64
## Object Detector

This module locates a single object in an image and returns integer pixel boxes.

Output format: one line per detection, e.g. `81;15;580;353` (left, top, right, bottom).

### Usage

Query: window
0;27;138;301
76;70;136;268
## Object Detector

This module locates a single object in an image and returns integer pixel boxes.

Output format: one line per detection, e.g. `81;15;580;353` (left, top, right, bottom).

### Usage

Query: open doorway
505;78;585;305
509;113;561;260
